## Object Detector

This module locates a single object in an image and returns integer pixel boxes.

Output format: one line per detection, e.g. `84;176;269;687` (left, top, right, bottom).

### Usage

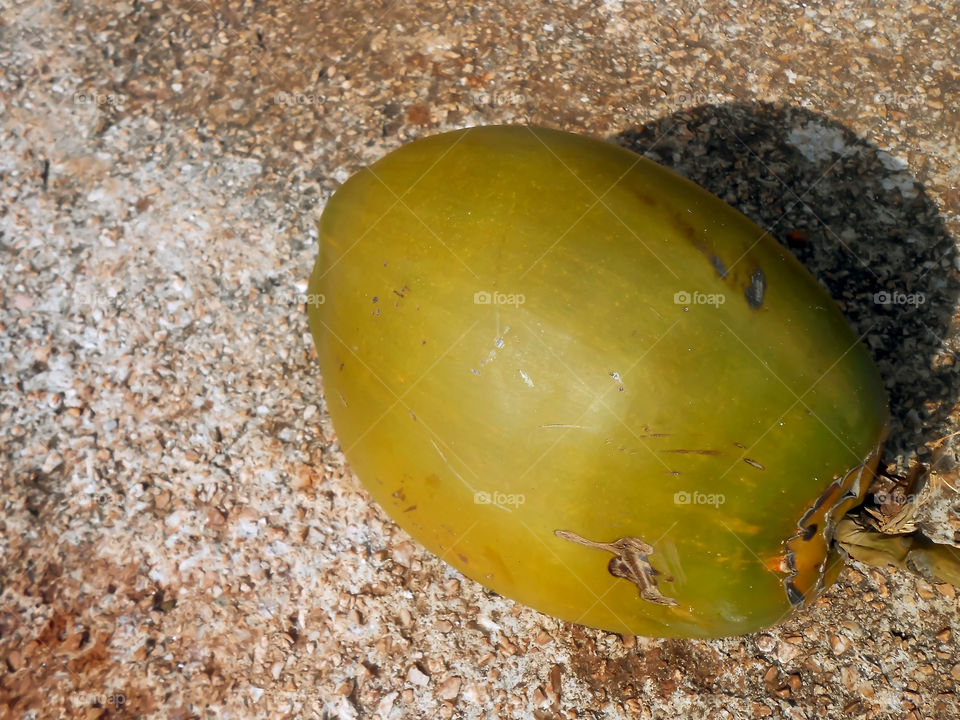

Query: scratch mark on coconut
746;268;766;309
662;449;724;456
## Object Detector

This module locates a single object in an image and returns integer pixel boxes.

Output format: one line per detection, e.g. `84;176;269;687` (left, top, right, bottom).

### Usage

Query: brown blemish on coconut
780;444;883;606
745;268;766;309
555;529;678;606
711;255;729;278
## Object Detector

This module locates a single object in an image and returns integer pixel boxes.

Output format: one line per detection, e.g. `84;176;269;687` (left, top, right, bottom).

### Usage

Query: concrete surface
1;1;959;718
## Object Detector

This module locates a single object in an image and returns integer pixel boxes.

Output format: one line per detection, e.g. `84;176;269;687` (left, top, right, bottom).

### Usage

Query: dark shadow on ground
612;102;959;465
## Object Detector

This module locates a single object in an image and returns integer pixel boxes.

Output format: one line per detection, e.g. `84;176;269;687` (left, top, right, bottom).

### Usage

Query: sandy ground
2;1;959;718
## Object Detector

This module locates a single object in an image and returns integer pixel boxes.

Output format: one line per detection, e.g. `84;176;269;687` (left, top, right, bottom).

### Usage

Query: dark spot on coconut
711;255;728;278
629;190;658;208
745;268;766;309
667;210;701;247
784;581;805;606
802;523;818;541
743;458;765;470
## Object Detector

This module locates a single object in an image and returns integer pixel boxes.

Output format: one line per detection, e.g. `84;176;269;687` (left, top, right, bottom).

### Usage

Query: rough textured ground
2;1;959;718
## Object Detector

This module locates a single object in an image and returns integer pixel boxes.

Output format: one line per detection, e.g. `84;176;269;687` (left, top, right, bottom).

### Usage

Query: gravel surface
1;1;959;719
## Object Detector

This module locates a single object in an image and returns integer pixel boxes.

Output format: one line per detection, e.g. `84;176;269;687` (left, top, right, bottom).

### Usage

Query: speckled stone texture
2;1;959;719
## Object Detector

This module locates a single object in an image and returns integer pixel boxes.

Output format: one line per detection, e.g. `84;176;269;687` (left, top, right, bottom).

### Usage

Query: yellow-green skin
307;125;889;638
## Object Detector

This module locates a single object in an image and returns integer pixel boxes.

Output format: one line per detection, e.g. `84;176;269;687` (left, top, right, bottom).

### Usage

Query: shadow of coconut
612;102;959;469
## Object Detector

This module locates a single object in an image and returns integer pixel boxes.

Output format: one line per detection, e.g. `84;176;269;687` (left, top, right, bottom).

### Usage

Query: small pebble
407;666;429;686
437;676;462;700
